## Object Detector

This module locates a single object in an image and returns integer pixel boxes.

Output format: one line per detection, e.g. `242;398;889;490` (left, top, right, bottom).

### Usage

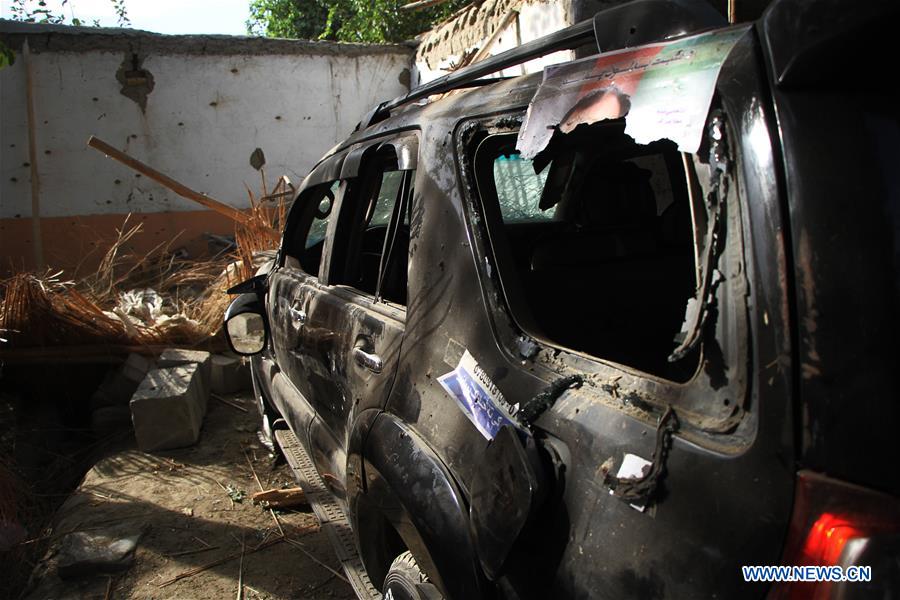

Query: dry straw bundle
0;177;288;352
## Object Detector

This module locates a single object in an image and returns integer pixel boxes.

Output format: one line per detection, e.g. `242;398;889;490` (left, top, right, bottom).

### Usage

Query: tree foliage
247;0;468;43
8;0;130;28
0;41;14;69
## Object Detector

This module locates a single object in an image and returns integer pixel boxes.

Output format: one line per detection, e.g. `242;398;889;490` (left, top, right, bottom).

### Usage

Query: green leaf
0;41;15;70
247;0;467;43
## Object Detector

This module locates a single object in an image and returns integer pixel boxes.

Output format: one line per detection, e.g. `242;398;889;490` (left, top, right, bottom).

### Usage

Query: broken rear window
473;122;701;380
493;154;553;222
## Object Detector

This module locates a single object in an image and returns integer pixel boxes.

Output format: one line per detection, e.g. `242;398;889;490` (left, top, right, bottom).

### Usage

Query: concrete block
90;353;153;410
130;365;204;452
211;353;250;394
157;348;211;415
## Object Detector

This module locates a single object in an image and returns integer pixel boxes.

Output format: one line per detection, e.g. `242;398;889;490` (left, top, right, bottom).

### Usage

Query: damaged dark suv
223;0;900;598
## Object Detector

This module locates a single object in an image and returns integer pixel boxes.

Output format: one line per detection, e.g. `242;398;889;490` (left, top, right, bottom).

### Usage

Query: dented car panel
223;0;900;598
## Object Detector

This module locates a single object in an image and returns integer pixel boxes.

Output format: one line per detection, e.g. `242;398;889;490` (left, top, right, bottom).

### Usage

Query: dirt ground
23;389;356;600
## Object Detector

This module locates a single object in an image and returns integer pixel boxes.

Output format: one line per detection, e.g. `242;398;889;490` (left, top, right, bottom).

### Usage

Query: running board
274;429;382;600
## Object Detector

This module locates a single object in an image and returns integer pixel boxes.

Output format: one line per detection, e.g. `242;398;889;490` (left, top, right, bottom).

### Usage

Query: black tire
383;551;444;600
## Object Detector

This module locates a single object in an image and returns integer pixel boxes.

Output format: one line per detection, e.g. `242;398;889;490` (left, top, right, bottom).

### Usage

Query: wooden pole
87;136;277;243
468;11;519;69
23;39;45;270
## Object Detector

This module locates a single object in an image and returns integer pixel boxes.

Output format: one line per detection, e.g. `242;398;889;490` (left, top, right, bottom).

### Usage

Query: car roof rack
361;0;724;128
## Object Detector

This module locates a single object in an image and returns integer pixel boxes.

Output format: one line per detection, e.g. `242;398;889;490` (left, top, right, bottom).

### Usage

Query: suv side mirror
224;293;268;355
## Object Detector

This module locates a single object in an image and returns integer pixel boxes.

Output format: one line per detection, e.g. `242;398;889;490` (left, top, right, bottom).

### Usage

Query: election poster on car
438;350;520;440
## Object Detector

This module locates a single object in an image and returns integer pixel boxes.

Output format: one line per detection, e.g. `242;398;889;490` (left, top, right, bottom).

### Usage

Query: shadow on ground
21;390;356;600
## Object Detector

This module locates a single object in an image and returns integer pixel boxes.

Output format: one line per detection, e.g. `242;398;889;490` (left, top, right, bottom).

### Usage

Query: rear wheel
383;551;443;600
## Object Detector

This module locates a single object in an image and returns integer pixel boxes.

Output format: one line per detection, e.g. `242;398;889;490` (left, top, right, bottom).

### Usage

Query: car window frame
455;113;752;449
318;133;419;311
278;180;345;279
277;130;420;283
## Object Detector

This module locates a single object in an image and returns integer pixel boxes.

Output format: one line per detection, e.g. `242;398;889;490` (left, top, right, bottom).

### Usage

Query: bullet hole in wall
116;52;155;113
398;68;411;88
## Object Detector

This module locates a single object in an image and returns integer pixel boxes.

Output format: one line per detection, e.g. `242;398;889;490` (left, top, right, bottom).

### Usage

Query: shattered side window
475;127;700;381
368;171;404;228
328;148;411;305
306;181;340;249
493;153;553;222
282;180;340;277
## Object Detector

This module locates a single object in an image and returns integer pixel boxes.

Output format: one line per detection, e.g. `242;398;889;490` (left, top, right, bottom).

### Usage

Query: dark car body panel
760;1;900;497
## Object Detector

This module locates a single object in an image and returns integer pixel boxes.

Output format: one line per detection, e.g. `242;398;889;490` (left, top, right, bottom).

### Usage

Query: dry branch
2;143;289;353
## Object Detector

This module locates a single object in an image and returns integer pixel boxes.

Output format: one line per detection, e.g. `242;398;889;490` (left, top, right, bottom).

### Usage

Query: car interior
474;123;701;380
282;152;410;308
330;151;410;306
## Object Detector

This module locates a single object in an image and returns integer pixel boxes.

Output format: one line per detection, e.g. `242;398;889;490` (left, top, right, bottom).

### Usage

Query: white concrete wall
0;26;412;220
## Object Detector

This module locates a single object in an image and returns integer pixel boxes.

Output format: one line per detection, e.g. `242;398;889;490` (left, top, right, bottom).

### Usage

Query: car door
273;136;415;501
266;180;342;450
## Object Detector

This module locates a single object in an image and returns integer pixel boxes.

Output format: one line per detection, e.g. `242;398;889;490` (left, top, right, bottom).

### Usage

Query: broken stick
251;487;308;510
86;136;279;242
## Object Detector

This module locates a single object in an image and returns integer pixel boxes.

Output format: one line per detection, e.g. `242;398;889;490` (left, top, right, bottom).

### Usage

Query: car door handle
289;306;307;323
353;347;383;374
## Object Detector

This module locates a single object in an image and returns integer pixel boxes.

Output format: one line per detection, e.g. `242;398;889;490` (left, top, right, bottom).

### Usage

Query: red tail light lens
801;512;863;567
772;470;900;599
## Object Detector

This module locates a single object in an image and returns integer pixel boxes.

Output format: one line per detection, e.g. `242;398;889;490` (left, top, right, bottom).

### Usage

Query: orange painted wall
0;210;238;278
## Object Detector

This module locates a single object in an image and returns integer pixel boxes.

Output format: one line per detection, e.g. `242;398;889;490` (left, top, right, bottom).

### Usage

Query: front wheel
383;551;443;600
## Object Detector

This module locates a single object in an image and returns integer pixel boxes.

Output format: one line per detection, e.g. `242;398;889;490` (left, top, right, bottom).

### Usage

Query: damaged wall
0;21;413;274
414;0;587;84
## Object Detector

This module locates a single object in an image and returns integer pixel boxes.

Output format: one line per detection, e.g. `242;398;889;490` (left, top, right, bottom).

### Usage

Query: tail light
772;470;900;599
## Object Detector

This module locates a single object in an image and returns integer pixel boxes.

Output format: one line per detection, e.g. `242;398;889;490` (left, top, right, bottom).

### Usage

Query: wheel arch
347;411;487;600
